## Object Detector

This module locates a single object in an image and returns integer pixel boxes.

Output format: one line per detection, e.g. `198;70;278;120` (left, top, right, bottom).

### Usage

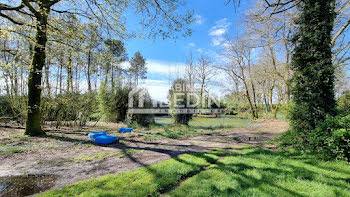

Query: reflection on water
0;174;57;197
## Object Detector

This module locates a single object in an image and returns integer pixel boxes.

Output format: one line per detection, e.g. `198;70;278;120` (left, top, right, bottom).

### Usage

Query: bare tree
195;55;216;107
220;38;259;119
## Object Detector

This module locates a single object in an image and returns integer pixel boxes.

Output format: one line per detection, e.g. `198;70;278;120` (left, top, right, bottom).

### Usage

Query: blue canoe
118;128;133;133
88;131;107;139
95;135;118;144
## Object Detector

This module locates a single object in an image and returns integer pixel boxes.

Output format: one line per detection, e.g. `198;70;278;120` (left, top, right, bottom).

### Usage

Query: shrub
309;115;350;161
0;95;26;124
169;78;193;125
41;92;97;127
98;83;117;122
98;83;131;122
115;86;132;122
127;88;154;127
337;91;350;115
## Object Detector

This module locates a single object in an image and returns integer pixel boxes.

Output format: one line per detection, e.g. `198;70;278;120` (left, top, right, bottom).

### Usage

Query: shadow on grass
37;134;350;197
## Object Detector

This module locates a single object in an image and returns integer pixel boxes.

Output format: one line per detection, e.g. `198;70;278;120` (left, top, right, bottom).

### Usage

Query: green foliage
129;51;147;85
308;115;350;161
0;96;26;124
41;92;97;126
115;86;132;122
290;0;337;144
277;115;350;161
127;88;154;127
337;91;350;115
98;83;131;122
169;78;193;125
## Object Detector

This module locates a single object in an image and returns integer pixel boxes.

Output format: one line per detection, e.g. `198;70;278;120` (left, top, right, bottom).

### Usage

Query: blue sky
126;0;255;62
123;0;256;101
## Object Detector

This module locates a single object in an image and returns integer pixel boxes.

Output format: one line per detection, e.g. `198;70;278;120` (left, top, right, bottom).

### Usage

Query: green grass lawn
39;148;350;197
155;116;251;129
136;116;252;140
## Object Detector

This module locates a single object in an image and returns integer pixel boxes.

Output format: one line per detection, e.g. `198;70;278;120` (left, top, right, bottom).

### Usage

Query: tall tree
290;0;337;142
195;55;215;107
129;51;147;86
0;0;193;136
104;39;128;89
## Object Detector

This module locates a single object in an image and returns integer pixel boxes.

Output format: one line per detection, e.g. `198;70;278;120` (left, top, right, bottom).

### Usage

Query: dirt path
0;120;288;195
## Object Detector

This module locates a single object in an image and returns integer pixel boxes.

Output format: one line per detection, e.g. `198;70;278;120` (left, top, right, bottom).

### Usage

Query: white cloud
197;48;204;53
212;37;224;46
141;79;171;102
188;42;196;47
194;14;204;25
209;18;231;47
209;29;226;36
208;18;231;37
146;59;186;76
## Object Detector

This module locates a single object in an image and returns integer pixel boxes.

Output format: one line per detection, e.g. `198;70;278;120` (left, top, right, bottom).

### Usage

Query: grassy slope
38;148;350;197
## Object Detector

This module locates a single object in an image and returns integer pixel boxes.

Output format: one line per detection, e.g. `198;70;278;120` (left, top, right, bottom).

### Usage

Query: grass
0;145;24;154
166;148;350;197
131;116;253;140
38;148;350;197
38;153;218;197
155;116;251;130
143;125;219;140
71;152;117;163
117;148;141;158
0;143;25;154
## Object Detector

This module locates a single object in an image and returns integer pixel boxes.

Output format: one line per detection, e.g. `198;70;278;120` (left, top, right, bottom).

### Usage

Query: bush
127;88;154;127
115;86;132;122
98;83;131;122
41;92;97;127
169;78;193;125
309;115;350;161
337;91;350;115
0;95;26;124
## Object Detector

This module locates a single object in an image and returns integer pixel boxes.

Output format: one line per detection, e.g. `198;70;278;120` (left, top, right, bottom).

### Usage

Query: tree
104;39;128;89
169;78;193;125
221;38;259;119
195;56;216;108
0;0;193;136
129;51;147;86
185;52;196;88
290;0;337;143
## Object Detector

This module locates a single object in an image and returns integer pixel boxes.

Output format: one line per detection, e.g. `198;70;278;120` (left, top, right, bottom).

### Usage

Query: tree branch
332;18;350;46
0;12;24;25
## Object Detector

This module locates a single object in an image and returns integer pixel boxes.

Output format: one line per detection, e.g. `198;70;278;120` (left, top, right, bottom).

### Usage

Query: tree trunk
67;50;73;93
45;56;50;98
87;48;92;92
59;61;63;94
25;9;49;136
243;81;257;120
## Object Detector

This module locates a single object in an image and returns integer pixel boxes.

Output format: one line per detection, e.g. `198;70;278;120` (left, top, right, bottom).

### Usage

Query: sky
123;0;257;102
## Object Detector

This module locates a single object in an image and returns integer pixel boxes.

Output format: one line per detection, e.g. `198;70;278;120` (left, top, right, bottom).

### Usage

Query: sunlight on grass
165;148;350;197
38;153;218;197
38;148;350;197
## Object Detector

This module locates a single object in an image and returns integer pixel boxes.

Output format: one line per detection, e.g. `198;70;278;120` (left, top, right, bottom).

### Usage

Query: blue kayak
88;131;107;139
94;135;118;144
118;128;133;133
